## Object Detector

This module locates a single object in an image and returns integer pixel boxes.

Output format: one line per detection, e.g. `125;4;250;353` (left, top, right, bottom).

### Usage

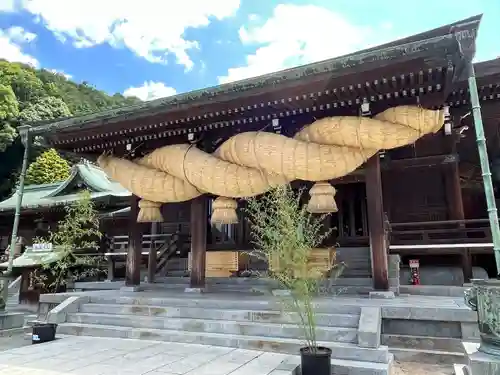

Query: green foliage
25;148;71;185
245;185;341;350
0;59;141;199
0;61;44;104
19;96;71;122
33;190;106;293
0;84;19;121
0;84;19;152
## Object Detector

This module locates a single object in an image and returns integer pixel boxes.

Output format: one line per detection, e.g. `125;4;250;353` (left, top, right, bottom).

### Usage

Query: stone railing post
388;254;401;295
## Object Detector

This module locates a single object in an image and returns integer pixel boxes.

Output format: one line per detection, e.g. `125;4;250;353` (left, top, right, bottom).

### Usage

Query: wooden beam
328;155;459;186
381;154;459;170
365;153;389;290
190;196;208;288
125;195;142;286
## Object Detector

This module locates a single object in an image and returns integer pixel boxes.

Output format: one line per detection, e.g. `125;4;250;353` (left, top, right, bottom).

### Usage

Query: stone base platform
455;342;500;375
0;312;24;332
35;288;479;372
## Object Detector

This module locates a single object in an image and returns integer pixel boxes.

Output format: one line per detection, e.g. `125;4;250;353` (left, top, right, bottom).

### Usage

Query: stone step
278;354;392;375
154;277;374;286
339;270;372;279
76;282;373;295
67;313;359;342
57;322;391;363
0;327;25;337
88;295;363;315
382;334;464;353
453;364;470;375
390;347;465;365
80;304;360;327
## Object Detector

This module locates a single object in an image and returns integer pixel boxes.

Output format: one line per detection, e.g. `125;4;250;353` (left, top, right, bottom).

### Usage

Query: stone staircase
336;247;372;278
56;293;392;374
2;277;36;337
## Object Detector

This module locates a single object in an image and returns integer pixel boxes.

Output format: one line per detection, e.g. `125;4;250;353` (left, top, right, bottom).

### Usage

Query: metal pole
467;64;500;276
6;126;31;274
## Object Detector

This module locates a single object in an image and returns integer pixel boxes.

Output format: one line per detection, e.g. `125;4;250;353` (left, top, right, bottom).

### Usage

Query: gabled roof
0;245;65;269
0;161;130;213
30;15;482;141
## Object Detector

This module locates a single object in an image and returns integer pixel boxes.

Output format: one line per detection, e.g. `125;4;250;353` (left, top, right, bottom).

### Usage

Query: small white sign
409;259;420;269
32;243;53;252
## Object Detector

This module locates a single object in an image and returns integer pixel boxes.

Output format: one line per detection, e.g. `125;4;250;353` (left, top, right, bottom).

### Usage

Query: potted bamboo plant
32;190;106;344
245;185;342;375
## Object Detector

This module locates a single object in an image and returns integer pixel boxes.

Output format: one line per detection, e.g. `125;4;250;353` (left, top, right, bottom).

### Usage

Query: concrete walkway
0;336;298;375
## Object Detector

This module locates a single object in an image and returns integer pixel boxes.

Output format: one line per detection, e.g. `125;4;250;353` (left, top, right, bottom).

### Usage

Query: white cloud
0;0;15;11
248;14;259;22
124;81;177;101
6;25;37;43
218;4;393;84
15;0;241;70
49;68;72;80
0;26;39;67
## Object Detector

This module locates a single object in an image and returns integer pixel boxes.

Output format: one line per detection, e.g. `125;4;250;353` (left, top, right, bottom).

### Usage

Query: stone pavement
0;336;298;375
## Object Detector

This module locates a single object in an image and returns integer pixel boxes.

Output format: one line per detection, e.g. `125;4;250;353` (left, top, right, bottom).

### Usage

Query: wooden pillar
147;222;158;283
125;196;142;286
107;257;115;281
365;153;389;290
444;163;471;281
443;132;469;281
444;161;465;221
190;196;207;288
462;249;473;283
104;233;115;281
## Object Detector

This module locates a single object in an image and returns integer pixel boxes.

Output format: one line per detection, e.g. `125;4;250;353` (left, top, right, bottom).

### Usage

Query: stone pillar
189;196;207;290
388;254;401;295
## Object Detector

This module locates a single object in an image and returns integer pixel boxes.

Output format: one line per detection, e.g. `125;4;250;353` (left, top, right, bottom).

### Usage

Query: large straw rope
97;105;444;222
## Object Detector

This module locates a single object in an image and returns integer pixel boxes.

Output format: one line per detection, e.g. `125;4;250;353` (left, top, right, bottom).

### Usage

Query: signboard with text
409;259;420;269
32;243;53;252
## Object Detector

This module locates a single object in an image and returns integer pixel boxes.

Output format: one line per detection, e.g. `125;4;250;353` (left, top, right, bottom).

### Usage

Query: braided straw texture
97;105;443;208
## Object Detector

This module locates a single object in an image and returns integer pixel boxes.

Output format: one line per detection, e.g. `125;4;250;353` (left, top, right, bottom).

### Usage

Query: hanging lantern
307;181;338;213
137;200;164;222
211;197;238;225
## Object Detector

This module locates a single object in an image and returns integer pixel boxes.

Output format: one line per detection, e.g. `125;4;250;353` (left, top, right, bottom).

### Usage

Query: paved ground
0;335;456;375
0;336;299;375
393;361;454;375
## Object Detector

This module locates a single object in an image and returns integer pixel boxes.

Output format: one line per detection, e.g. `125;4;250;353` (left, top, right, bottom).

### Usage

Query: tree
19;96;71;122
0;84;19;120
0;84;19;152
0;61;44;104
244;185;343;357
33;190;106;293
25;148;71;185
0;59;142;200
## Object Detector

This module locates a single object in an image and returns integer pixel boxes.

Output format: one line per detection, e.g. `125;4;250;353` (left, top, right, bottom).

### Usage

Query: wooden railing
110;233;173;254
155;233;189;274
387;219;492;253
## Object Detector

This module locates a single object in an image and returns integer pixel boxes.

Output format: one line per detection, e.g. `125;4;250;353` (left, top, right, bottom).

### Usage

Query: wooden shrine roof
0;161;130;214
30;15;484;156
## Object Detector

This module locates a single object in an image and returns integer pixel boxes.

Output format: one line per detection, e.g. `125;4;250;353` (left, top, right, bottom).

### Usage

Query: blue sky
0;0;498;101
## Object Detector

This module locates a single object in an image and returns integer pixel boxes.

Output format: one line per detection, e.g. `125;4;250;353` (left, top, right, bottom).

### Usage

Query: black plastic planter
300;346;332;375
32;323;57;344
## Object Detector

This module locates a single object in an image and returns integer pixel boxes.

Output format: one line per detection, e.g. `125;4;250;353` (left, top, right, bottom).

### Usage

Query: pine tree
25;148;71;185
